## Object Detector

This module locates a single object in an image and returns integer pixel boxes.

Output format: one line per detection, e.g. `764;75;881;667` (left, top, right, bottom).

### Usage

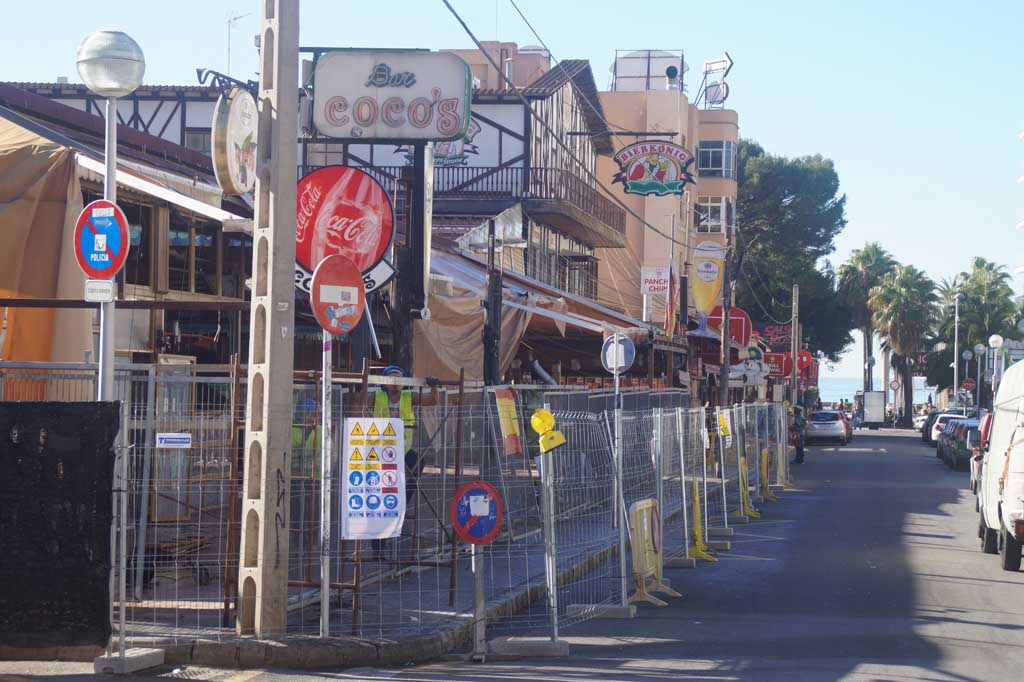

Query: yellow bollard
760;448;779;502
740;456;761;519
687;478;717;562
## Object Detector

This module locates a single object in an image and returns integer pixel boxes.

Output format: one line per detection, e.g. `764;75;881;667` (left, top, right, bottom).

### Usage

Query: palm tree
838;243;896;393
870;265;938;426
959;257;1015;346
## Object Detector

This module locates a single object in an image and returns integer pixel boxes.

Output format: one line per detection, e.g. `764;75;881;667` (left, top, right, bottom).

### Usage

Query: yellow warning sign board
366;449;379;461
382;422;396;437
350;450;363;461
367;423;380;436
350;423;364;436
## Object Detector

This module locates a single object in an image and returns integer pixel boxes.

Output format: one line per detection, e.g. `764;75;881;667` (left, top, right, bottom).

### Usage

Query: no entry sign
73;199;130;280
310;254;365;335
450;481;503;545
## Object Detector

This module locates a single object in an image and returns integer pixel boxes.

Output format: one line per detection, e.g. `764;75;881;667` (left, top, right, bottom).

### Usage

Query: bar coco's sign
313;51;472;141
612;141;695;196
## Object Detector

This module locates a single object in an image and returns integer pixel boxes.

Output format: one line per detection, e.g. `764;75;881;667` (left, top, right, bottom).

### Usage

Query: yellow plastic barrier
760;448;778;502
688;479;716;562
627;499;682;606
739;456;761;519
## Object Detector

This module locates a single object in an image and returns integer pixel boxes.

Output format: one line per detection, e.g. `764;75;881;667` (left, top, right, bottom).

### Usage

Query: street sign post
963;377;976;391
450;479;503;658
310;254;366;335
73;199;130;280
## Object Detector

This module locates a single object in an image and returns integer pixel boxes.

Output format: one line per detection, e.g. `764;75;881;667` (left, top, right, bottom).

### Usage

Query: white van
979;359;1024;571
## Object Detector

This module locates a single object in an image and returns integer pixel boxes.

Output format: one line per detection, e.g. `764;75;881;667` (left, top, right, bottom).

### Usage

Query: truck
863;391;885;429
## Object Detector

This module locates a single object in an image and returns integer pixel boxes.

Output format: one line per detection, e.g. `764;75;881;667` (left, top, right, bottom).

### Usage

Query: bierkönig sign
313;51;472;141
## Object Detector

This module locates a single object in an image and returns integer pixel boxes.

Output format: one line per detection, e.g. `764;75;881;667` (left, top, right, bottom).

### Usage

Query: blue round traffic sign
601;334;636;374
349;471;364;486
348;495;364;510
383;494;399;510
450;481;503;545
73;199;130;280
366;494;381;510
365;471;381;487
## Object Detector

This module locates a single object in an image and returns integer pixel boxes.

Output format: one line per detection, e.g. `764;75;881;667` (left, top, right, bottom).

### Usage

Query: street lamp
974;343;986;406
990;334;1005;399
953;293;961;404
76;30;145;401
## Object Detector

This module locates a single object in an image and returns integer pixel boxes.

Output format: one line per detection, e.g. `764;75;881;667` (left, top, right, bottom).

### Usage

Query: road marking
225;672;263;682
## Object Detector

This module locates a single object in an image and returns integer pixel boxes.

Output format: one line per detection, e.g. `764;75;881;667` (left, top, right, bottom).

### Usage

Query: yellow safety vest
373;389;415;453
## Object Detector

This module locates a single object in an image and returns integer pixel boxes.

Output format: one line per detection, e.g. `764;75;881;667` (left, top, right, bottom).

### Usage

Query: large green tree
733;140;853;361
870;265;938;425
838;243;896;393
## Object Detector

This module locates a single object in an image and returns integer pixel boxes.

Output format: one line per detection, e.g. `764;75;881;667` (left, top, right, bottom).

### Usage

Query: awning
76;154;251;230
431;250;617;335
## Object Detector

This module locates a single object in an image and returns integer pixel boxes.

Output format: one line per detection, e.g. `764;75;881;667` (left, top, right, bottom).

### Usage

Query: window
697;141;736;179
123;203;152;287
168;215;191;291
184;128;211;155
695;196;734;233
193;223;218;294
560;254;598;299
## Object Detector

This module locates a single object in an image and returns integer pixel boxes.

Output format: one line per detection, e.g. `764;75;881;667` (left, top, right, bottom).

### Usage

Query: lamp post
974;343;986;406
953;293;961;406
76;30;145;401
990;334;1005;400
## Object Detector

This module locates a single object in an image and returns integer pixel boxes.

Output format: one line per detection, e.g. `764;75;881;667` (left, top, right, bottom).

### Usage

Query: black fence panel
0;401;119;647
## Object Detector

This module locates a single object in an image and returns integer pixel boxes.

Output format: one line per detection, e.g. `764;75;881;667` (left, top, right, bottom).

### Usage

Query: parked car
971;412;994;496
913;412;929;430
805;410;848;445
979;360;1024;571
931;413;971;449
945;420;979;471
936;419;964;461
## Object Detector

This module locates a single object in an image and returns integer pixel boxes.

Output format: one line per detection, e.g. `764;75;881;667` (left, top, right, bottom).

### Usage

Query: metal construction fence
0;361;792;654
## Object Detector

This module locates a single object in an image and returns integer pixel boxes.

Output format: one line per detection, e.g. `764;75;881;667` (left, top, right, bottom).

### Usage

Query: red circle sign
73;199;130;280
310;254;365;334
963;378;976;390
709;305;752;347
450;481;504;545
296;166;394;277
797;350;813;370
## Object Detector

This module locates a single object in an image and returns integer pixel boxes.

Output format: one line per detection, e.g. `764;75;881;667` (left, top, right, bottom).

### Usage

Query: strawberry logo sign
612;141;695;196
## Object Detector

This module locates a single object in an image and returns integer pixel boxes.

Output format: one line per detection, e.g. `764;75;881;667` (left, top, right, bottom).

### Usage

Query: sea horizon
818;375;935;406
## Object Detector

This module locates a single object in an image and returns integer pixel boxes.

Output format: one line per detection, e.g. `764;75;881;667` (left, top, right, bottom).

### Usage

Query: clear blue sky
6;0;1023;379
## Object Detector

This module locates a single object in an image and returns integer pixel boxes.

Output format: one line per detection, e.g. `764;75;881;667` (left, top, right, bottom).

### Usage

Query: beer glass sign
687;240;725;339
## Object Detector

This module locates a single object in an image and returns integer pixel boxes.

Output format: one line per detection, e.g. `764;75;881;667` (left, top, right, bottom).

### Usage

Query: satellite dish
706;80;730;105
665;65;679;79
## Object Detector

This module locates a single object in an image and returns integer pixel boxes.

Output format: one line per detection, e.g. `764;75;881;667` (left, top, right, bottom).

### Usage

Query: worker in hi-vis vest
371;365;438;504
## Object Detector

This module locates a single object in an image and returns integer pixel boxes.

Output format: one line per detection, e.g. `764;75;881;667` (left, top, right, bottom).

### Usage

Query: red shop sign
764;352;793;378
296;165;394;290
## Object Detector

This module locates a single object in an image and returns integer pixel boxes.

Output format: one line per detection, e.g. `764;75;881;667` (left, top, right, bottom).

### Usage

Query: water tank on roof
610;50;686;92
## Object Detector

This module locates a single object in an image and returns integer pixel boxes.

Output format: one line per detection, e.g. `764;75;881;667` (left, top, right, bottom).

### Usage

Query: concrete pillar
237;0;299;638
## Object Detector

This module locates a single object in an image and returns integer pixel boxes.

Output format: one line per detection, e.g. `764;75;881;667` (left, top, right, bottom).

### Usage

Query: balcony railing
300;164;626;237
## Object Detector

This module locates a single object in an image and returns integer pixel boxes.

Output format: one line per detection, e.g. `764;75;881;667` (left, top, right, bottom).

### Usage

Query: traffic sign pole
320;330;332;638
99;100;117;402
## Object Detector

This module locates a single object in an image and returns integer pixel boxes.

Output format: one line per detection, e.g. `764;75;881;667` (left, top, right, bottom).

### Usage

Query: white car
805;410;848;445
932;413;968;448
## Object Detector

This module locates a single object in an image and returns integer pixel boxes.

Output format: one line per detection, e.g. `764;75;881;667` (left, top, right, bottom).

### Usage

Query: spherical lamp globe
76;30;145;98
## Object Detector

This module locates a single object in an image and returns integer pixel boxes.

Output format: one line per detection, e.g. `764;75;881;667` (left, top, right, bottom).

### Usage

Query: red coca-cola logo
295;166;393;275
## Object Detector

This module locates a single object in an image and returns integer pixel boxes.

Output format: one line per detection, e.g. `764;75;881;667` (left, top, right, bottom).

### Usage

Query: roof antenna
226;11;253;75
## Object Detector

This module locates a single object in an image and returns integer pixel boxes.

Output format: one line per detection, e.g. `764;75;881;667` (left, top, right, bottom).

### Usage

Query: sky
6;0;1022;380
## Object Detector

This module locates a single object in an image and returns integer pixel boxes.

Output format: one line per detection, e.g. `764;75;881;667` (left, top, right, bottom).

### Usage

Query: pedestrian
369;365;437;504
790;405;806;464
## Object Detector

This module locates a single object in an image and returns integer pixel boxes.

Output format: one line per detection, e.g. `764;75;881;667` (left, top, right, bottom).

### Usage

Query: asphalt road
4;429;1024;682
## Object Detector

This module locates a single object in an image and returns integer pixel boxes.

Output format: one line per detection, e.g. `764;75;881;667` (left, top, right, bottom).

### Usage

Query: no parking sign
73;199;130;280
450;481;503;545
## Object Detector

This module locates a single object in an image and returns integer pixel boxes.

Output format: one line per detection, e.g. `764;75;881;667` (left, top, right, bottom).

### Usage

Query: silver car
805;410;848;445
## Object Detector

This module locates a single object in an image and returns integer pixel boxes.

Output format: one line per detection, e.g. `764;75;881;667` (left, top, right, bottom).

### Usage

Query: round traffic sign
601;334;636;374
889;380;900;391
797;350;813;371
963;377;977;391
73;199;130;280
709;305;753;347
310;254;365;335
450;481;503;545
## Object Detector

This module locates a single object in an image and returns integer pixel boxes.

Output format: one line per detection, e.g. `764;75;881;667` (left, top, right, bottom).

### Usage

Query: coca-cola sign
313;51;472;141
295;166;395;295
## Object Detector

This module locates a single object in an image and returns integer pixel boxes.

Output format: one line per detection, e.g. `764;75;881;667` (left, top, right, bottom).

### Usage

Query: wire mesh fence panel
657;408;686;561
720;406;743;520
548;410;618;629
704;407;728;529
